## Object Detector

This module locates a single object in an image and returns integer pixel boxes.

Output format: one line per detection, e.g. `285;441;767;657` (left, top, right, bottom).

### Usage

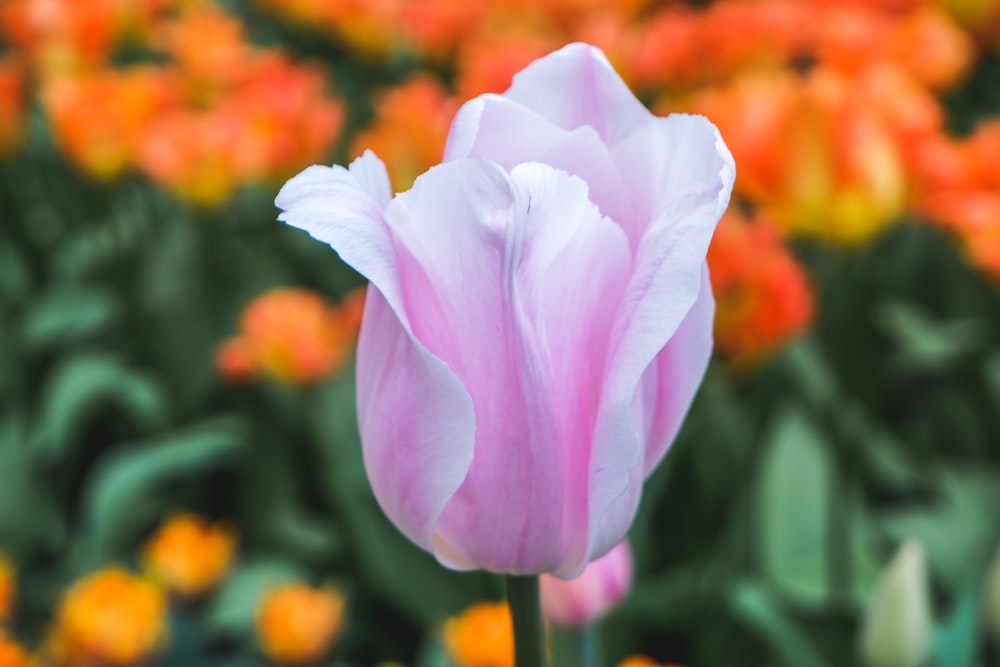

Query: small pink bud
540;541;633;626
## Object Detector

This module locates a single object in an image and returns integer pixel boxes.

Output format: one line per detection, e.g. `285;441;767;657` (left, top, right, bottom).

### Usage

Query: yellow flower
141;512;237;599
256;583;346;666
48;568;167;667
442;602;514;667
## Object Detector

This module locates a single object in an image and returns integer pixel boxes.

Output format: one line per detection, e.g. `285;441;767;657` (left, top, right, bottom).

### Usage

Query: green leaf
728;581;832;667
0;413;67;552
34;353;168;460
77;418;242;566
202;558;307;640
308;373;499;626
932;585;980;667
756;409;832;605
875;301;984;373
881;467;1000;589
414;638;452;667
21;288;118;349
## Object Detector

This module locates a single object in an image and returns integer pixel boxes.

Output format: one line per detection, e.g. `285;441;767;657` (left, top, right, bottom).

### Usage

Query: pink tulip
276;43;734;577
541;540;632;626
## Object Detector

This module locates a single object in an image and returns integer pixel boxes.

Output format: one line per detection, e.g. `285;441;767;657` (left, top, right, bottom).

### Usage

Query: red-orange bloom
456;30;557;100
351;76;458;192
0;60;25;158
43;66;181;180
0;557;14;623
0;0;118;73
687;67;907;243
708;211;814;367
815;5;973;91
217;287;365;386
256;583;346;666
912;122;1000;282
141;513;237;599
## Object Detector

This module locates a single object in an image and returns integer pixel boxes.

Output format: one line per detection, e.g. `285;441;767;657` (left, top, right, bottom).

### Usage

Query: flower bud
540;541;633;627
860;540;932;667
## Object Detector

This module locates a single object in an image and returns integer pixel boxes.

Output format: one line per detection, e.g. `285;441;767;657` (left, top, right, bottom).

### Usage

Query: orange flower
442;602;514;667
351;76;458;192
256;583;346;666
630;1;811;91
456;30;557;99
0;557;13;624
687;67;907;243
912;122;1000;282
141;108;244;205
47;568;167;667
0;629;39;667
217;288;364;386
224;54;344;182
617;657;684;667
0;0;118;73
816;4;973;91
708;212;814;367
155;4;252;99
0;61;26;158
138;46;343;205
141;513;237;599
43;66;180;180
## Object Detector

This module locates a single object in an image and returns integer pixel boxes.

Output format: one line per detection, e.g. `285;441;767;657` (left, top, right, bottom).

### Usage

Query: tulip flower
277;43;733;578
540;540;632;626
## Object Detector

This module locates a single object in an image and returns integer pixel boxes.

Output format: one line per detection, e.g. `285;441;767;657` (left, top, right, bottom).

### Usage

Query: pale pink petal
276;151;476;553
446;95;635;246
589;269;715;557
503;43;653;145
584;117;734;562
386;159;630;574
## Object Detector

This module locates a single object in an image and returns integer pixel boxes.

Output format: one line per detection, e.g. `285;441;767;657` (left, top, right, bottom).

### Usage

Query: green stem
507;575;548;667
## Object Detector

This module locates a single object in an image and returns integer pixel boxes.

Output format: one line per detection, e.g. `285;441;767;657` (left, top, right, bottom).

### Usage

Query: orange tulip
47;568;167;667
256;584;346;666
442;602;514;667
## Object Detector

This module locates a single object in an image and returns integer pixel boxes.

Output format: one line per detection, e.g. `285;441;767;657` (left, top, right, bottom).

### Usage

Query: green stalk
507;575;548;667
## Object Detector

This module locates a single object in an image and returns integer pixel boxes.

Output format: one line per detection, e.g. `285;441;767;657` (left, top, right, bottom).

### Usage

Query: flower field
1;0;1000;666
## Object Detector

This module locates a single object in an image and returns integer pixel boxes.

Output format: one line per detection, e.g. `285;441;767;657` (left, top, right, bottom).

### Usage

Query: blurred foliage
1;0;1000;666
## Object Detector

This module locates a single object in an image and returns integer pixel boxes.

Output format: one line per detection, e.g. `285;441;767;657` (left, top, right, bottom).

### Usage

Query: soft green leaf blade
729;581;832;667
77;418;242;566
932;585;980;667
756;409;832;605
34;353;169;459
21;288;119;349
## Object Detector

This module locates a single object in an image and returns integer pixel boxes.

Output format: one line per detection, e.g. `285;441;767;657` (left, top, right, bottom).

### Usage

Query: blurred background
1;0;1000;666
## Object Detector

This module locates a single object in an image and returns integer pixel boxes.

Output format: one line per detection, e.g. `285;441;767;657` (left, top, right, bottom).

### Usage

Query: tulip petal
589;269;715;557
503;42;653;144
385;159;630;574
276;152;477;554
447;95;635;242
584;116;734;562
